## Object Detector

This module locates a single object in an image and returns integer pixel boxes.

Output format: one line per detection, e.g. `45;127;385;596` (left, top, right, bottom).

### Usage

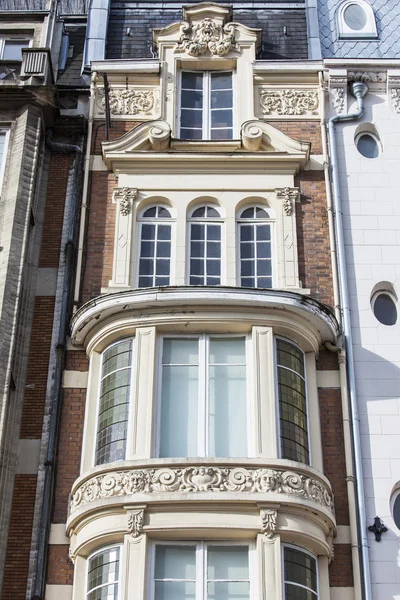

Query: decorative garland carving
98;88;155;116
391;89;400;114
260;90;319;116
261;509;277;539
70;465;334;514
113;187;138;216
347;72;386;83
174;19;237;56
276;187;299;216
127;508;144;538
332;88;345;114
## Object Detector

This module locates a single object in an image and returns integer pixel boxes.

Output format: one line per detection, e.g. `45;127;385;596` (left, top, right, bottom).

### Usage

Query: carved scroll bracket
259;504;280;539
276;188;299;216
113;187;138;216
127;505;146;538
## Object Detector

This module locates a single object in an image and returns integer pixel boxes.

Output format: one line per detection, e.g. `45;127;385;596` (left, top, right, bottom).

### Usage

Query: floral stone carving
261;509;277;539
70;465;334;514
174;19;237;56
347;72;386;83
260;89;319;116
127;508;144;538
276;187;299;216
391;89;400;114
98;88;155;116
332;88;345;114
113;187;138;216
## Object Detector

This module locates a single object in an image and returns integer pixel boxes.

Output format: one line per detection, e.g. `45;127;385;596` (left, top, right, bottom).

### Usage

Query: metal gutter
327;80;372;600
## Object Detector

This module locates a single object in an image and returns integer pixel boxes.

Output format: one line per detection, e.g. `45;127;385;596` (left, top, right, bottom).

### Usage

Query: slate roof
318;0;400;58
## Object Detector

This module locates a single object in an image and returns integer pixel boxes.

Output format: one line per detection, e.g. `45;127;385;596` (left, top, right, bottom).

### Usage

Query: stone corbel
276;187;299;217
329;71;348;115
387;70;400;114
261;508;278;539
127;505;146;539
113;187;138;216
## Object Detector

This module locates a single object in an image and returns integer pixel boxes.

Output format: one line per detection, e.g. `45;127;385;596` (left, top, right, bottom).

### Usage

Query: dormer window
337;0;377;39
179;71;234;140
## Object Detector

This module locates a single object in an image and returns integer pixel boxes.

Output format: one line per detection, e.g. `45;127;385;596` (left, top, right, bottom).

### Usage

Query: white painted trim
49;524;69;545
316;370;341;388
330;588;355;600
45;585;73;600
62;371;88;389
334;525;351;545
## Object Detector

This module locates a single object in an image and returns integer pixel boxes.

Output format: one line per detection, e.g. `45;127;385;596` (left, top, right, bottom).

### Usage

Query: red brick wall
39;154;70;267
20;296;55;438
316;348;339;371
65;350;89;371
329;544;354;587
295;171;334;308
92;120;140;155
47;545;73;585
80;172;117;305
53;388;86;523
269;120;322;154
2;476;37;600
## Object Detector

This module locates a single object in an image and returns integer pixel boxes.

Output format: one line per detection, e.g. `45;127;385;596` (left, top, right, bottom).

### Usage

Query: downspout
328;81;372;600
32;141;82;600
73;71;97;310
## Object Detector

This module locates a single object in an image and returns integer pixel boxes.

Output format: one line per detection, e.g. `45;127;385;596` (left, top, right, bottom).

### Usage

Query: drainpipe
328;81;372;600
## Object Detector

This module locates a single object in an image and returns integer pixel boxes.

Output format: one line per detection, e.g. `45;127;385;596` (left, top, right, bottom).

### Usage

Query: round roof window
373;293;397;326
393;493;400;530
356;134;380;159
344;3;368;30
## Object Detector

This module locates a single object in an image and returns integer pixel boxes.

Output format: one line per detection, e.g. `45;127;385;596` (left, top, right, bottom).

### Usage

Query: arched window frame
187;203;224;286
136;204;174;289
86;544;122;600
236;205;275;289
282;544;319;600
337;0;377;39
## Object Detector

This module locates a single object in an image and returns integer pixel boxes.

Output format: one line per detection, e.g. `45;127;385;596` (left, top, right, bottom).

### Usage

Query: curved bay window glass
284;547;318;600
95;340;133;466
87;546;121;600
189;205;222;286
277;339;309;464
138;206;172;288
238;206;273;288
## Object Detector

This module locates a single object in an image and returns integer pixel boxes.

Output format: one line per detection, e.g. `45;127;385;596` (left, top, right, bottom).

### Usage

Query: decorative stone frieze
127;508;144;538
174;19;237;56
97;88;157;116
391;89;400;114
260;89;319;116
113;187;138;216
261;509;277;539
347;72;386;83
70;464;334;514
332;88;345;114
276;187;299;216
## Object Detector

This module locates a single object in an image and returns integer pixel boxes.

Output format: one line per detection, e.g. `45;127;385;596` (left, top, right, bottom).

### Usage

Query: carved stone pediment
174;19;237;57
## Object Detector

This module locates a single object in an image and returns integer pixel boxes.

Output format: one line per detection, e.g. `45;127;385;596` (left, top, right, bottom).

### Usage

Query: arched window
138;205;172;288
188;204;222;286
337;0;377;39
87;546;121;600
237;206;273;289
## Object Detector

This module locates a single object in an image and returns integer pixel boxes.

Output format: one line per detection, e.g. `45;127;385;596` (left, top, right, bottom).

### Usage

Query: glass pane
180;128;202;140
207;277;220;286
256;207;269;218
192;207;206;218
207;582;250;600
356;134;379;158
207;242;220;258
277;340;305;377
139;259;154;275
156;259;170;276
141;224;155;239
158;207;171;218
207;225;221;241
211;109;233;128
143;207;157;217
211;90;233;109
343;4;367;30
257;242;271;259
191;241;204;257
155;582;196;600
258;277;272;289
206;260;220;276
393;494;400;529
373;293;397;325
163;338;199;365
241;243;254;259
191;223;205;240
257;260;272;276
158;225;171;240
211;129;233;140
241;277;254;288
211;72;232;90
88;548;120;590
241;261;255;277
155;276;169;287
207;546;249;579
209;338;246;364
140;241;154;258
190;259;204;276
284;547;317;591
240;208;255;219
256;224;270;241
181;109;203;129
102;341;132;376
240;225;253;241
87;584;119;600
157;241;171;258
181;90;203;109
285;583;315;600
182;72;203;90
139;276;152;287
155;545;196;580
3;40;29;60
206;206;220;218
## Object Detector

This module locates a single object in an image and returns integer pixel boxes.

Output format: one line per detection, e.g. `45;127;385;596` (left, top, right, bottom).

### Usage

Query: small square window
1;39;30;61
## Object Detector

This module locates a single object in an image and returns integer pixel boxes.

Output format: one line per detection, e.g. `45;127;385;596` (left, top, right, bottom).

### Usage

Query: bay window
179;71;234;140
237;206;274;289
153;543;250;600
188;205;222;286
87;546;121;600
95;340;133;466
159;335;248;458
138;205;172;288
283;546;318;600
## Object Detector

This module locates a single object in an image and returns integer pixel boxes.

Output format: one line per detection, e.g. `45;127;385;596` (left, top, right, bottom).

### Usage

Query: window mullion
198;336;207;456
204;335;210;457
204;72;210;139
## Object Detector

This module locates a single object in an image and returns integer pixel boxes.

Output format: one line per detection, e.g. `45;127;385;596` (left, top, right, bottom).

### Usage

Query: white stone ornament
113;187;138;216
391;89;400;114
174;18;237;56
261;509;277;538
127;508;144;538
332;88;345;114
98;88;155;116
348;72;386;83
276;187;299;216
260;89;319;116
70;465;334;514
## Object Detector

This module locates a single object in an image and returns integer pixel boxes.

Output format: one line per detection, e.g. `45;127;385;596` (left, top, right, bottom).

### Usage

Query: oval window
344;3;367;30
393;493;400;530
373;293;397;326
356;134;379;159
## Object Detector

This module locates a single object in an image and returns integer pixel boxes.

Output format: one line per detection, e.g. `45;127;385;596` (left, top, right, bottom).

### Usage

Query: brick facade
329;544;354;587
47;545;74;585
65;350;89;372
271;121;322;155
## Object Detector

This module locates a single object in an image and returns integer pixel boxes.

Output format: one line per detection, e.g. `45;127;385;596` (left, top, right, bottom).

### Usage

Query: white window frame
93;338;136;467
275;336;311;465
0;128;10;195
155;333;252;458
86;544;123;600
186;203;225;286
337;0;377;39
135;204;175;289
178;70;236;140
0;36;32;60
282;544;319;599
148;540;255;600
236;205;275;289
